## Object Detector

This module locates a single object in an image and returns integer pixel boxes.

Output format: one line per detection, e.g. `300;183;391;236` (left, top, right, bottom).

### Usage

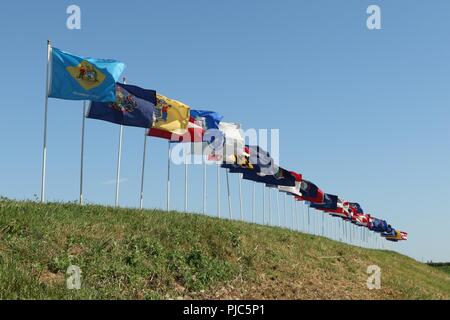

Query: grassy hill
0;198;449;299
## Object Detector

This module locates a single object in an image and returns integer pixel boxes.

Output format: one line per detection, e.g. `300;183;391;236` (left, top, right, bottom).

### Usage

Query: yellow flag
152;94;190;135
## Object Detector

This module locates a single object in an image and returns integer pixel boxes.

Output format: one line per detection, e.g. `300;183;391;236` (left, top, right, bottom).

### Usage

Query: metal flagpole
322;211;324;236
268;188;272;225
252;181;256;223
294;200;298;231
166;141;171;211
203;159;207;215
307;206;311;234
329;216;331;238
139;131;147;209
115;77;126;207
284;193;287;228
40;40;52;203
334;218;336;240
299;202;302;231
337;219;340;241
79;101;87;205
291;197;294;230
351;224;354;245
262;185;266;224
315;209;317;235
226;169;232;219
115;124;123;207
184;143;188;212
238;173;243;221
342;220;349;243
339;219;342;241
276;190;280;226
217;163;220;218
344;221;347;243
315;210;318;235
306;203;308;233
349;224;352;244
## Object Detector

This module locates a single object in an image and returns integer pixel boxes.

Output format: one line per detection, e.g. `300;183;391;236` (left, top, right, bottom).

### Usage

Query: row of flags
46;46;407;243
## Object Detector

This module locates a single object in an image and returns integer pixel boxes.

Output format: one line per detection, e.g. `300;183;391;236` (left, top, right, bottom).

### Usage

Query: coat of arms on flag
148;94;190;140
66;61;106;90
87;83;156;128
49;47;125;102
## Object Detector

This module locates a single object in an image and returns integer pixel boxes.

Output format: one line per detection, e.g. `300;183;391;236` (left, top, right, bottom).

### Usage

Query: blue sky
0;0;449;261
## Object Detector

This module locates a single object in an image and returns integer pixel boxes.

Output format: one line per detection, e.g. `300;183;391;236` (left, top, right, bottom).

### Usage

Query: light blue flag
49;47;125;102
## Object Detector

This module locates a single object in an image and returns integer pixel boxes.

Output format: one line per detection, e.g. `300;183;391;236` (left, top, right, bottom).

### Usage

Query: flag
87;83;156;128
221;152;254;173
370;218;388;233
342;201;356;221
279;182;302;197
49;47;125;102
299;180;324;203
278;171;302;196
385;230;408;242
326;200;348;218
246;145;278;176
310;193;338;211
381;225;396;238
353;213;370;227
242;167;296;187
172;117;205;142
190;110;223;130
210;122;244;161
148;94;190;140
190;110;224;146
349;202;364;214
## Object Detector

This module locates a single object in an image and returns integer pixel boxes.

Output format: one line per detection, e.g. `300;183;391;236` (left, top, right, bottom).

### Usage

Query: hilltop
0;198;448;299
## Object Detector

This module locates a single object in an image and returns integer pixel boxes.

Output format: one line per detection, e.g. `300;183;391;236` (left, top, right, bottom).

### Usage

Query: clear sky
0;0;449;262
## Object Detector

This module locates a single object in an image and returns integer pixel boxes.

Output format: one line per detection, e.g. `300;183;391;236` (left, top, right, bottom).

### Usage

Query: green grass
428;264;450;276
0;198;449;299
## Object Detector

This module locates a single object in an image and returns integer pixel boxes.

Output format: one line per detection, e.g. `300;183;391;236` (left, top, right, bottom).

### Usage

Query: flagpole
291;197;295;230
276;190;280;227
115;124;123;207
226;169;232;219
202;158;207;215
322;211;324;236
166;141;171;211
114;77;126;207
284;192;287;228
262;185;266;224
302;202;305;232
308;206;311;234
299;202;303;232
252;181;255;223
40;40;52;203
268;188;272;225
139;131;147;209
79;101;87;205
184;143;188;212
238;173;243;221
217;163;220;218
